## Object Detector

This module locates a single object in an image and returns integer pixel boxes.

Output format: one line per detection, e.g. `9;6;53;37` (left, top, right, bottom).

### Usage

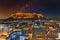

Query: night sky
0;0;60;19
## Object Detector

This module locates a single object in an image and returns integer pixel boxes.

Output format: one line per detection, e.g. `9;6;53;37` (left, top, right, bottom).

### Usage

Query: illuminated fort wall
11;12;44;19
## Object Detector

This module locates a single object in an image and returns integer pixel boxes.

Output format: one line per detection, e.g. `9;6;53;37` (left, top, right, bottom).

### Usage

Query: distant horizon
0;12;60;19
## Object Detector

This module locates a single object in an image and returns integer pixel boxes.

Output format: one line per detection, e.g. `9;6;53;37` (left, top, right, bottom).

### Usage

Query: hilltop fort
10;12;43;19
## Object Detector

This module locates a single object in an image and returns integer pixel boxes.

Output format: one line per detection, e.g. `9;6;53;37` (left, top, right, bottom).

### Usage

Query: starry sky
0;0;60;19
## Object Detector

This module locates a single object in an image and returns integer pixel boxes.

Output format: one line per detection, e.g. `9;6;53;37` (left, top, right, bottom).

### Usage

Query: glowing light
11;12;44;19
